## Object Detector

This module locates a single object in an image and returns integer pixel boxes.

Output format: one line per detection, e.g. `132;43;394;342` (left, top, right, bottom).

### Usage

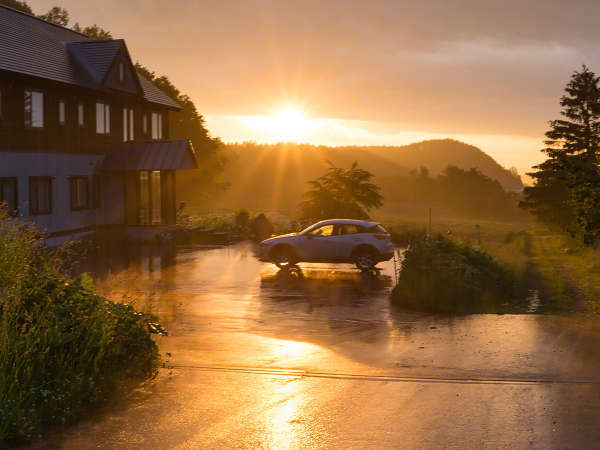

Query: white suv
259;219;394;270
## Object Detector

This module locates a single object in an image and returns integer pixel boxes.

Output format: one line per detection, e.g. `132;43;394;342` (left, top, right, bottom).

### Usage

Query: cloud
33;0;600;166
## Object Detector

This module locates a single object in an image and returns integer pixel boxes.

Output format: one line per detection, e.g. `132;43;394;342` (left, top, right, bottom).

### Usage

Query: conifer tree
521;66;600;243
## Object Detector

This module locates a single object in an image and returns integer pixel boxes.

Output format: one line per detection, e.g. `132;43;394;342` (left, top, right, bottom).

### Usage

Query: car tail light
374;234;390;240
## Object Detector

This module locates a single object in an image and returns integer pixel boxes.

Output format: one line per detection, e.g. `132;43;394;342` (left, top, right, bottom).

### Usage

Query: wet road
38;242;600;449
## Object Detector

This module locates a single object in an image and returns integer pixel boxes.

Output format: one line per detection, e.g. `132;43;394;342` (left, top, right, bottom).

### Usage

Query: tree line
299;162;523;221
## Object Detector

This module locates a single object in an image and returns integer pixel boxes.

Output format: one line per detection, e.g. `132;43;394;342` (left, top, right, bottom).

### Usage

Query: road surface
34;242;600;449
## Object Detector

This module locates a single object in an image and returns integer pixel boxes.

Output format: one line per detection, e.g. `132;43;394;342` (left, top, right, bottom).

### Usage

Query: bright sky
32;0;600;175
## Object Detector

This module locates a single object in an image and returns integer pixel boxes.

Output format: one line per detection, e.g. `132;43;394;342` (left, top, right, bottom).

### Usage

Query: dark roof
102;140;199;171
67;40;123;84
0;5;180;109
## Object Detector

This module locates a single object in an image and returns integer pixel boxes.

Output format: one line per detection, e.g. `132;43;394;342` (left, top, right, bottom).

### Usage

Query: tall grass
0;208;161;443
391;235;521;313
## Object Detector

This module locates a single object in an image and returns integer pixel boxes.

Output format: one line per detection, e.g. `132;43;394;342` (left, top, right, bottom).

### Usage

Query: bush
0;209;161;443
391;236;519;313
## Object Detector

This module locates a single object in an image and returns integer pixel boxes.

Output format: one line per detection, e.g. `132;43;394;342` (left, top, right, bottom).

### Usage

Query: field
381;212;600;313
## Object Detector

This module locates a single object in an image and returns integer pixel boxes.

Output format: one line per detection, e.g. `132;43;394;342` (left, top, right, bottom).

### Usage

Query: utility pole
427;207;432;240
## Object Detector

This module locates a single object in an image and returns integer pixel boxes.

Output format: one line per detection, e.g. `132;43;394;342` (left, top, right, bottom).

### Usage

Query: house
0;5;199;242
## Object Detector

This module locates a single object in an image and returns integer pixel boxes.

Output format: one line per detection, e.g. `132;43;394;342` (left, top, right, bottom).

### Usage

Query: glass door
150;171;161;225
138;171;150;225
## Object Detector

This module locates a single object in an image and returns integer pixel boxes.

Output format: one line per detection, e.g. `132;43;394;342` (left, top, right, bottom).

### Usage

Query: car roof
311;219;379;227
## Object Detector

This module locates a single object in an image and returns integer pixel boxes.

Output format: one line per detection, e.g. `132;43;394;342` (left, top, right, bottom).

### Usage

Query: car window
310;224;335;237
341;224;361;235
360;225;387;234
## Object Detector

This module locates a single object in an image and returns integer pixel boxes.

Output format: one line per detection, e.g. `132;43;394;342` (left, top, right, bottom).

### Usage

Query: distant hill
182;139;523;214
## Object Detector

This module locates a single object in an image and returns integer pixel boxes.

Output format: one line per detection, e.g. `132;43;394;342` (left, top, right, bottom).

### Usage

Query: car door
337;224;366;259
300;224;336;261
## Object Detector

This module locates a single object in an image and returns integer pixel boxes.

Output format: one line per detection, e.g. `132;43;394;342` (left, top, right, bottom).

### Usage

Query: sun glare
239;107;317;142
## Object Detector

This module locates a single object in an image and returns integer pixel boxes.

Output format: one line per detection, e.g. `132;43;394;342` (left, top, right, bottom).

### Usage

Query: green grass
383;213;600;313
0;209;162;443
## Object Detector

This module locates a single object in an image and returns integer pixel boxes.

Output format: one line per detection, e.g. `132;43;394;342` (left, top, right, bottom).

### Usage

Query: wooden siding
0;72;171;153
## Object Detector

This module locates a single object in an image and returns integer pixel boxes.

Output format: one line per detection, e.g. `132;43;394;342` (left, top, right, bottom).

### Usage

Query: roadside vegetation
0;209;162;443
391;235;519;313
386;215;600;313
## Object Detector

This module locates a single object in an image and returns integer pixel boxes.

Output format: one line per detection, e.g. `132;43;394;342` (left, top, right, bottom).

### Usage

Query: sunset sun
239;107;318;142
271;108;308;139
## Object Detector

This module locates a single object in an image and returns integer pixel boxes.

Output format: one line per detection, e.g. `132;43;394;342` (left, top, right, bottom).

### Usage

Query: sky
32;0;600;175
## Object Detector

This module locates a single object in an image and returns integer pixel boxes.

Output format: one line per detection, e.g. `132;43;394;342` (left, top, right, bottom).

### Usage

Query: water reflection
261;266;392;307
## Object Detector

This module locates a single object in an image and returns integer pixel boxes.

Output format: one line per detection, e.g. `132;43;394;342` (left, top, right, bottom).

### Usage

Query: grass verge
0;209;162;443
385;214;600;313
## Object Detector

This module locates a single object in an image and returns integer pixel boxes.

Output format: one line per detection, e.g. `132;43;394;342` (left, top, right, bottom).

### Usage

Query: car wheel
272;247;297;269
354;248;377;271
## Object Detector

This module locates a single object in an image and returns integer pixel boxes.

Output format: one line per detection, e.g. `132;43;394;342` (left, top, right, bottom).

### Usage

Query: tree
38;6;69;26
135;64;228;199
521;65;600;243
72;22;112;39
0;0;33;14
299;161;383;220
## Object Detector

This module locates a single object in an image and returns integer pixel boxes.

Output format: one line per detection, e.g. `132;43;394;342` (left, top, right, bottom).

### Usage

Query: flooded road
39;242;600;449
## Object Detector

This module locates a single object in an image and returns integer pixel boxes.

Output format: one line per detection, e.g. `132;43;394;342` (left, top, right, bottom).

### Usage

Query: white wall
0;151;123;234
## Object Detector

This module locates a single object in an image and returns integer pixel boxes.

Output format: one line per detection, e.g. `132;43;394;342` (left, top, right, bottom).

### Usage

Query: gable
103;47;142;94
0;6;179;109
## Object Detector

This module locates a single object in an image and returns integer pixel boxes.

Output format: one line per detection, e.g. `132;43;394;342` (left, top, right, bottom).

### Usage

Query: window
138;171;150;224
138;171;161;225
69;176;89;211
0;178;17;215
92;174;101;209
151;112;162;139
24;90;44;128
129;109;134;139
29;177;52;215
341;224;361;235
96;102;110;134
150;171;161;225
58;99;66;125
119;62;124;82
78;102;84;127
0;88;3;120
310;224;335;237
123;107;134;141
143;114;148;135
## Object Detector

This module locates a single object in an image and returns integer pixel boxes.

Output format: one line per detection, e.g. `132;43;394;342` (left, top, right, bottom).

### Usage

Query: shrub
0;209;161;443
234;209;250;229
391;235;519;313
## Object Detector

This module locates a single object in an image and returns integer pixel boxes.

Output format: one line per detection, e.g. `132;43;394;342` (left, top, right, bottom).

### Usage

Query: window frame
77;102;85;128
151;112;163;139
95;101;111;135
123;107;134;142
58;98;66;125
29;176;53;215
0;177;18;215
69;175;90;211
24;89;44;128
